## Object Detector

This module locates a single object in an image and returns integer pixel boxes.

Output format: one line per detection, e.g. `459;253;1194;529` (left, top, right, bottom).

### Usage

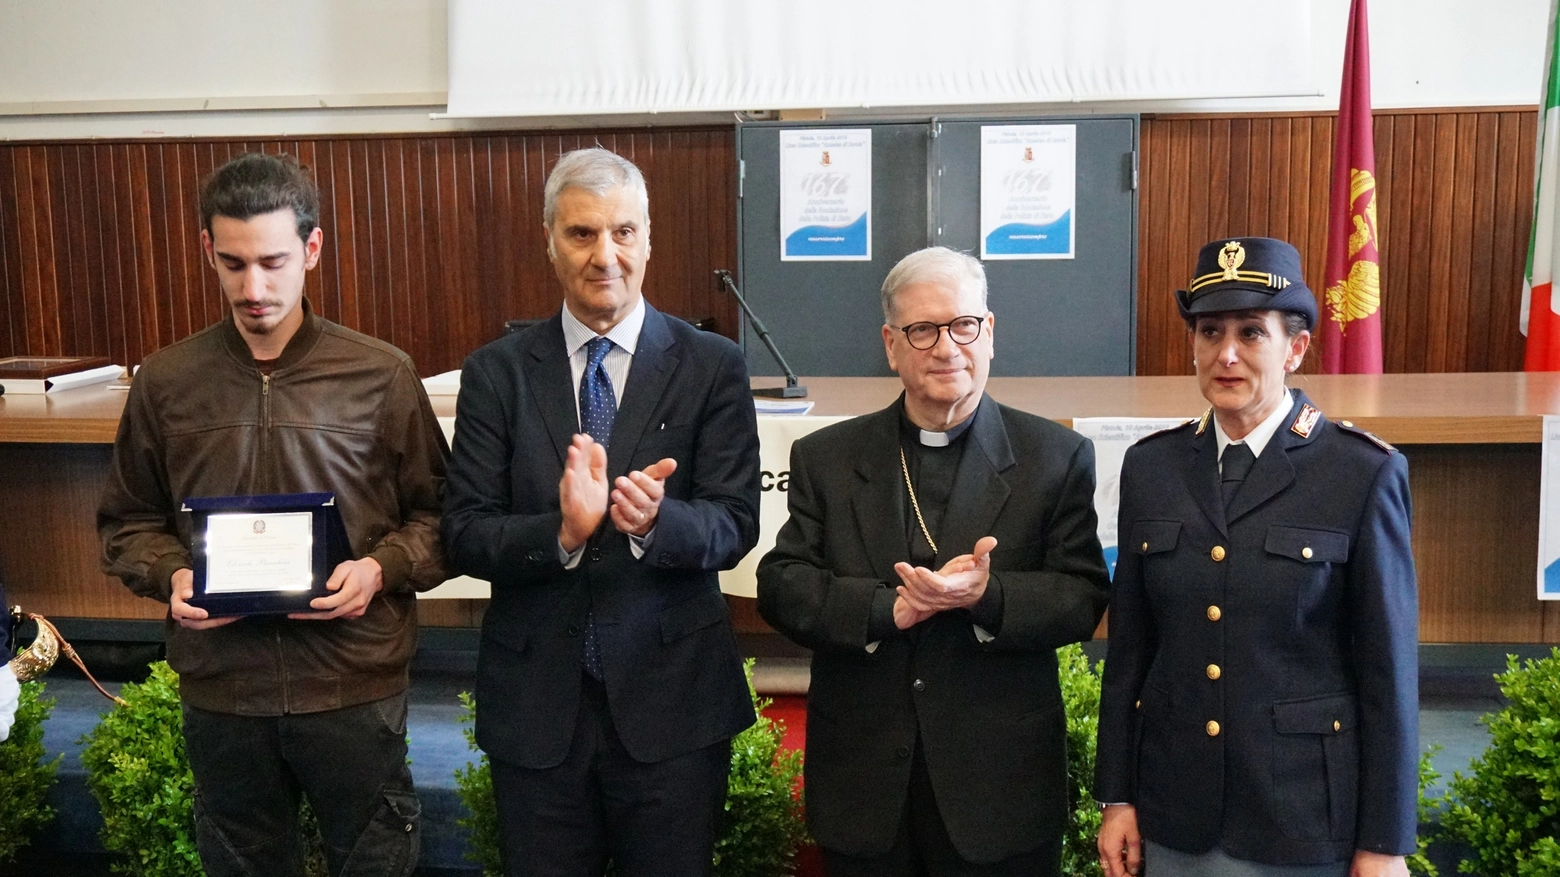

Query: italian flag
1523;0;1560;370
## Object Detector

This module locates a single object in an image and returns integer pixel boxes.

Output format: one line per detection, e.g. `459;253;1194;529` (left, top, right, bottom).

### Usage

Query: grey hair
542;148;650;228
880;246;988;323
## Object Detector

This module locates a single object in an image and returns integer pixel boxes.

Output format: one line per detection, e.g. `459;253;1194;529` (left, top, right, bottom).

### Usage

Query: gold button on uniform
1206;664;1221;680
1211;545;1226;562
1207;605;1222;621
1333;720;1341;732
1206;720;1221;737
1302;546;1314;559
1142;542;1149;551
1341;420;1355;427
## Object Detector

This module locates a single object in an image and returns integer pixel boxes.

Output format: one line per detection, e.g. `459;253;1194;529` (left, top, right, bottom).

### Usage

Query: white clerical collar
561;296;646;358
1214;391;1294;461
917;411;976;447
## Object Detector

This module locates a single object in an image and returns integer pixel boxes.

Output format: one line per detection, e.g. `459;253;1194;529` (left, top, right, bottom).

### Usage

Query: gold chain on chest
899;446;938;555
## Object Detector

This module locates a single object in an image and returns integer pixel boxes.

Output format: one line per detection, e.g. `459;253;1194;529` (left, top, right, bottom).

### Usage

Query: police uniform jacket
1094;389;1418;865
757;394;1110;862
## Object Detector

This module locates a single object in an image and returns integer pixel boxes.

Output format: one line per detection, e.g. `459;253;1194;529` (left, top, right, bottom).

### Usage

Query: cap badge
1218;241;1246;281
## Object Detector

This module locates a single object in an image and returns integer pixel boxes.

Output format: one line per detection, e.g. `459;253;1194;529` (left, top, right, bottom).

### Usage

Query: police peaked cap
1175;236;1318;330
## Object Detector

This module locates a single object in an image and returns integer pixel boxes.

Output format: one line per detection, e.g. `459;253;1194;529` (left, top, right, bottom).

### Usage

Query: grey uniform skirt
1143;841;1351;877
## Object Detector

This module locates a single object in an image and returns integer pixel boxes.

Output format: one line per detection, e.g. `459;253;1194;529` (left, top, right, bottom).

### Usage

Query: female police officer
1094;238;1418;877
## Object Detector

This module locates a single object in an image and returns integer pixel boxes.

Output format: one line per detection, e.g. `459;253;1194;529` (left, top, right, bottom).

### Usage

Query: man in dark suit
756;246;1111;876
443;148;761;877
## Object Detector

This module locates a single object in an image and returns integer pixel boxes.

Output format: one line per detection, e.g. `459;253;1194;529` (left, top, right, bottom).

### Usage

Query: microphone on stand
714;269;808;399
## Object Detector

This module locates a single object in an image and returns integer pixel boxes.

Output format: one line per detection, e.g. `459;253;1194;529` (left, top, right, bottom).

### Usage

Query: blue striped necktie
578;336;615;679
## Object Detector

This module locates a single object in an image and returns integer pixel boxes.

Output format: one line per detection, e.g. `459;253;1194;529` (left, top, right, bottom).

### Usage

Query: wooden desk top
6;372;1560;445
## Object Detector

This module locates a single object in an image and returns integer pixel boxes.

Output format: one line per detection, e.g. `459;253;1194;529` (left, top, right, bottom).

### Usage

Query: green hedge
1436;648;1560;877
0;680;60;863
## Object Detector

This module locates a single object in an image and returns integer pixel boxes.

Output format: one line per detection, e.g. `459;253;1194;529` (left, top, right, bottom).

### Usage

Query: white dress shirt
558;298;652;566
1213;390;1294;470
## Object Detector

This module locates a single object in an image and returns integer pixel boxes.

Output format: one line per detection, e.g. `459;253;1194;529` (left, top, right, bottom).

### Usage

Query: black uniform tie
1221;443;1256;509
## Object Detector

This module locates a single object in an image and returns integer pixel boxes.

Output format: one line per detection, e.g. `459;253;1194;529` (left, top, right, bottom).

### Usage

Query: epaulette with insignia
1334;419;1396;453
1136;411;1205;444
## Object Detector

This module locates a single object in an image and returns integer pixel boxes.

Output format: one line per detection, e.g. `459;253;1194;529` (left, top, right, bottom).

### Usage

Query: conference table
2;373;1557;645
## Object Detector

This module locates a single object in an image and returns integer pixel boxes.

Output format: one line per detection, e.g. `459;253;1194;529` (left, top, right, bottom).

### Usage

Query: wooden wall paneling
1305;116;1333;339
17;147;48;354
1379;115;1409;372
50;145;82;356
1487;113;1523;372
1464;113;1498;372
1136;108;1538;376
1165;119;1193;372
1248;118;1274;236
1426;114;1459;371
1404;116;1438;373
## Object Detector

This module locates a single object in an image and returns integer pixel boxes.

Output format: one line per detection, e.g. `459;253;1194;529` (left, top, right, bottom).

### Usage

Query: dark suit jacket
756;394;1110;863
443;304;760;769
1095;389;1419;865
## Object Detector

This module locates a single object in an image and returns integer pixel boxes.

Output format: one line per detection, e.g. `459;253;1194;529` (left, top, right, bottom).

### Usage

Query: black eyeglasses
896;315;985;350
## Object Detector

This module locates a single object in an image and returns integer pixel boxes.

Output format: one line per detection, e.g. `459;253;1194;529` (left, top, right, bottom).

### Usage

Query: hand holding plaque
170;568;238;630
184;493;353;617
289;557;383;621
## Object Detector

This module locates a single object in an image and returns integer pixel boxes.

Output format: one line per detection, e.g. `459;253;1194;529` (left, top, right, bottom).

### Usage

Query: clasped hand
891;535;997;629
169;556;385;628
558;433;677;552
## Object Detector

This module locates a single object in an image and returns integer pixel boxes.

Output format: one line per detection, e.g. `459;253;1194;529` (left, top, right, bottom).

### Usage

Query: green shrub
453;691;502;876
713;663;807;877
81;660;328;877
454;658;808;876
1058;643;1103;877
0;680;61;862
1438;648;1560;877
81;661;202;876
1408;746;1441;877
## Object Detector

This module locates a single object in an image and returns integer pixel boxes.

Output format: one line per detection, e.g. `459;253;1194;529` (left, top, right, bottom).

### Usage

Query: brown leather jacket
98;307;449;715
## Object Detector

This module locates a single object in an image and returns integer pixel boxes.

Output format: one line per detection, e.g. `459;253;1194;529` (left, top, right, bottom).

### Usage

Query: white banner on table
1537;415;1560;599
722;415;851;597
980;124;1076;260
780;129;871;261
1073;417;1191;579
425;412;852;598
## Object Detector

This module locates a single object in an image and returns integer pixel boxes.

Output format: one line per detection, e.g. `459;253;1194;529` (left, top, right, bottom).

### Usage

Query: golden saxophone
8;607;126;705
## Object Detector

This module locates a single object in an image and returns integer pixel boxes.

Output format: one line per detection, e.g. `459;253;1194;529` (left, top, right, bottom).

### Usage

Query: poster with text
1073;416;1193;579
980;124;1076;260
1537;415;1560;599
780;128;871;260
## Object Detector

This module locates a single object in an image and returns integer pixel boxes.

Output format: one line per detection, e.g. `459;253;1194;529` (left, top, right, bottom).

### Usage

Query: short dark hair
1184;308;1310;339
199;152;320;244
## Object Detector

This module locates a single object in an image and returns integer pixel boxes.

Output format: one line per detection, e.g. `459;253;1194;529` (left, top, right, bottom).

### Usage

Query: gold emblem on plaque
1217;241;1246;281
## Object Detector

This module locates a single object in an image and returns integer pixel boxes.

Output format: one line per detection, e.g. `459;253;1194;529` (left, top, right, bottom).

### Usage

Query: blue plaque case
183;492;352;617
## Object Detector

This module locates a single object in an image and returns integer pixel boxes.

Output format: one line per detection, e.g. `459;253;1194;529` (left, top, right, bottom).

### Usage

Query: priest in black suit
756;246;1111;877
443;148;761;877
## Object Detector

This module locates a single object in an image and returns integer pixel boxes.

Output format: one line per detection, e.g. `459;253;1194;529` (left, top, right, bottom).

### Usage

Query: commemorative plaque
183;493;352;616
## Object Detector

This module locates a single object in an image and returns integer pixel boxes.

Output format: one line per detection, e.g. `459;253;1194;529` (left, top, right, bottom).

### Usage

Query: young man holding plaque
98;153;449;877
